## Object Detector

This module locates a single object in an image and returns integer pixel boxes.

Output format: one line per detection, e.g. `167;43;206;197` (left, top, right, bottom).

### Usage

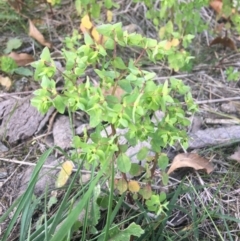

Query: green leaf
162;172;169;186
84;33;94;45
40;47;51;61
104;0;112;9
117;153;131;173
108;223;144;240
14;67;33;76
53;95;65;114
104;38;115;49
113;57;126;70
97;24;113;36
128;33;143;46
118;79;132;93
129;163;143;176
158;154;169;170
5;38;22;54
75;0;82;15
137;147;149;161
0;56;17;74
91;3;101;18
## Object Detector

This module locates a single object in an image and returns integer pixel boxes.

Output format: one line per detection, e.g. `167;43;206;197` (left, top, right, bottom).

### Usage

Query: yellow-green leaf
56;161;74;188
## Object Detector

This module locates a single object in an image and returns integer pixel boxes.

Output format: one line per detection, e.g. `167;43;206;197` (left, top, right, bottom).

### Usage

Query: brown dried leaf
0;75;12;91
8;0;23;12
8;52;34;66
167;153;214;175
28;19;52;48
210;0;235;18
210;36;237;50
210;0;223;14
228;147;240;163
104;86;125;101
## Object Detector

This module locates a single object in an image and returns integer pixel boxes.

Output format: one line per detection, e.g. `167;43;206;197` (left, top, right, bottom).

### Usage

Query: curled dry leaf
8;52;34;66
210;0;223;14
167;153;214;175
228;147;240;163
0;75;12;91
210;36;237;50
28;19;52;48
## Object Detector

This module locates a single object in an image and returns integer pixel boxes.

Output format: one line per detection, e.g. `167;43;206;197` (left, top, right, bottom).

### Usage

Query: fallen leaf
56;161;74;188
8;52;34;66
228;147;240;163
128;180;140;193
28;19;52;48
8;0;23;12
0;75;12;91
81;14;93;30
104;86;125;100
210;36;236;50
210;0;235;18
210;0;223;14
167;153;214;175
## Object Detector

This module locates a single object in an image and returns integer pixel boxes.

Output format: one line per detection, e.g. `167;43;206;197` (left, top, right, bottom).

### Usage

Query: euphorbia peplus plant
31;22;197;215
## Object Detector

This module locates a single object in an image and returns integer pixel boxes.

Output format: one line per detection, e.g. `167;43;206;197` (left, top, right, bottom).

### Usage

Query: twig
196;96;240;104
0;158;95;174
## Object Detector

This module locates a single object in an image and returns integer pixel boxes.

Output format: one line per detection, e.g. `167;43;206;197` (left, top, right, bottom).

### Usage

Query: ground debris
189;125;240;149
53;115;73;150
0;97;54;144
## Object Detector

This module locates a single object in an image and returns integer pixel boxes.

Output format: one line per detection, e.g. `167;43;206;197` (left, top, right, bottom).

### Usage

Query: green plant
0;56;18;74
225;66;240;82
31;21;197;225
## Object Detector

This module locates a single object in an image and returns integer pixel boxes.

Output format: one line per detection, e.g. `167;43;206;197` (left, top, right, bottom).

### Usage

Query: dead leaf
210;36;236;50
167;153;214;175
210;0;236;18
210;0;223;14
81;14;93;30
103;86;125;100
8;52;34;66
228;147;240;163
56;160;74;188
28;19;52;48
8;0;23;12
0;75;12;91
107;10;113;22
128;180;140;193
91;27;101;43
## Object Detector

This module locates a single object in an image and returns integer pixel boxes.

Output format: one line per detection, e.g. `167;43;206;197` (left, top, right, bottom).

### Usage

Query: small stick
196;96;240;104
